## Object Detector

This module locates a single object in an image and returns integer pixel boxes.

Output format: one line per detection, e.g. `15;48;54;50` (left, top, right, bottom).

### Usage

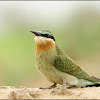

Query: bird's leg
62;79;66;89
40;83;57;89
49;83;57;88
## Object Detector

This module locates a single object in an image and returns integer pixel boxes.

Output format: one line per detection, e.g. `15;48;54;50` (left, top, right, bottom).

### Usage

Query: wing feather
53;55;100;82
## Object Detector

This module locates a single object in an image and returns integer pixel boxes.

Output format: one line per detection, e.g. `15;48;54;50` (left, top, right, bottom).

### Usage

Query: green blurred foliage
0;2;100;87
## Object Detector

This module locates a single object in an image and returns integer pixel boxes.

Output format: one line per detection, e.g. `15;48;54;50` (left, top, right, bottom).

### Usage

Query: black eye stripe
50;36;55;41
41;34;48;37
41;34;55;41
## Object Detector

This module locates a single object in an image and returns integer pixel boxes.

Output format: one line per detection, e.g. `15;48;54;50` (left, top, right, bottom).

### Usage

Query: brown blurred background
0;1;100;88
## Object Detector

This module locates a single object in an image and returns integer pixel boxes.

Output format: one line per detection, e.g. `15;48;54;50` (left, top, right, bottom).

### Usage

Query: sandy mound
0;86;100;99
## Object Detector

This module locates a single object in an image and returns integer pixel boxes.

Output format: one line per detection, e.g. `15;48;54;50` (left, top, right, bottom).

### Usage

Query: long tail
86;76;100;87
91;76;100;81
86;84;100;87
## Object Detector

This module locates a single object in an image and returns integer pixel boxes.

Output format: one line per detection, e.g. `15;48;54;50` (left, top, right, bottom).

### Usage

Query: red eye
47;35;50;38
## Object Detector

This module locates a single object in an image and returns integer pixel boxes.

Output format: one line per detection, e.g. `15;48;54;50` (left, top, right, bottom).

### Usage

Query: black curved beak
30;31;41;36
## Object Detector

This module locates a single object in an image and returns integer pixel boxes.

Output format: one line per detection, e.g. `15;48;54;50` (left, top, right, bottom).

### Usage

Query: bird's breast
35;38;55;53
35;42;57;71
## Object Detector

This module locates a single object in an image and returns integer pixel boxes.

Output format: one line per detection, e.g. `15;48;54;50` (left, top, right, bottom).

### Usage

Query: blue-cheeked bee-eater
30;30;100;89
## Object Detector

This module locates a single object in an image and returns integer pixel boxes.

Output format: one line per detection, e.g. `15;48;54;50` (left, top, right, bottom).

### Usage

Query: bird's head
30;30;56;52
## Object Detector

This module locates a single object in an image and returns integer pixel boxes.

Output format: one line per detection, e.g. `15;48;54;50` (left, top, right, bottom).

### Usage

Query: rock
0;86;99;99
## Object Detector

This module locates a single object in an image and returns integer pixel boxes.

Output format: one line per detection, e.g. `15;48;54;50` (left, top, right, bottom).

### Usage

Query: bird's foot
40;83;57;89
62;79;66;90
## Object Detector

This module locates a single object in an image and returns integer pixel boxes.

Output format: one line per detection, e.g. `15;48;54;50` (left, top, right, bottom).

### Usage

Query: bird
30;30;100;89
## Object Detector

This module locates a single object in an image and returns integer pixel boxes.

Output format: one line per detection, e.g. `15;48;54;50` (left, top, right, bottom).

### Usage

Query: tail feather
86;76;100;87
91;76;100;81
86;76;100;82
86;83;100;87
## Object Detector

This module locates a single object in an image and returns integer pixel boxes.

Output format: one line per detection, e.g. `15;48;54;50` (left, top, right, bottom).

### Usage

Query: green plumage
32;30;100;88
54;45;100;83
54;55;89;79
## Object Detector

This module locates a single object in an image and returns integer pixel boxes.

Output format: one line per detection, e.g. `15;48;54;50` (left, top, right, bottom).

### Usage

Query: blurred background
0;1;100;88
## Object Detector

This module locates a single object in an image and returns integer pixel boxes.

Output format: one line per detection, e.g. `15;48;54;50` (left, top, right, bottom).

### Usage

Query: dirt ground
0;86;100;99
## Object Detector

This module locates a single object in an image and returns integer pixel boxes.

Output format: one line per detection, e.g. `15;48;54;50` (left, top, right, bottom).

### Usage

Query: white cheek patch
34;36;55;44
34;36;46;44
